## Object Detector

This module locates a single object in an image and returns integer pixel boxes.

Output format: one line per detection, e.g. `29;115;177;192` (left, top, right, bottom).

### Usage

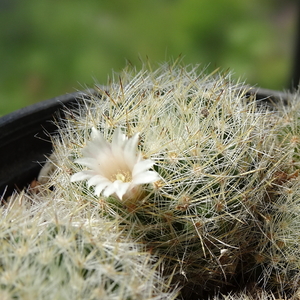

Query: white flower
71;127;159;200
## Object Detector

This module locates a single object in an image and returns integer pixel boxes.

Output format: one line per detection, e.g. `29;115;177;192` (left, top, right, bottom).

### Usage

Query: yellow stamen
112;171;132;182
116;173;126;182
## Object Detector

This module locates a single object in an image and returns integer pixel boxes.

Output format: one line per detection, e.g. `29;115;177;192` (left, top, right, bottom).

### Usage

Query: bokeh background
0;0;298;116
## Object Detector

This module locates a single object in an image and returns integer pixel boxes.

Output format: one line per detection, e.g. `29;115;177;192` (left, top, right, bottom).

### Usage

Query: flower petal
82;141;103;159
115;182;131;200
87;175;110;187
83;131;111;158
102;180;130;200
124;133;140;168
71;170;95;182
110;129;127;165
132;171;160;184
91;127;101;140
112;128;126;149
102;181;118;197
74;157;98;169
132;159;155;177
94;180;111;196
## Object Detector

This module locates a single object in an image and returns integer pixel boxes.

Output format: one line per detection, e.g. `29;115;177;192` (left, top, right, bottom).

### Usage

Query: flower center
112;170;132;183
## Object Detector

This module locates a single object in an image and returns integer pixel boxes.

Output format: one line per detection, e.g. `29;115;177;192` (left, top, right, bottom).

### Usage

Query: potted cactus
1;63;300;299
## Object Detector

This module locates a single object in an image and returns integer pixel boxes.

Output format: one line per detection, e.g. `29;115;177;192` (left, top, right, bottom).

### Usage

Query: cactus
4;62;300;299
0;191;177;299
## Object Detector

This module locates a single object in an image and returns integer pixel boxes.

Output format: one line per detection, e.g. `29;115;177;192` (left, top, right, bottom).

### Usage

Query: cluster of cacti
3;63;300;299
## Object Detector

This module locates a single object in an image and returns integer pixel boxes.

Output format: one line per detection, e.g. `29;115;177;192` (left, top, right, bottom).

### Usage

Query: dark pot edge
0;89;95;142
0;89;96;200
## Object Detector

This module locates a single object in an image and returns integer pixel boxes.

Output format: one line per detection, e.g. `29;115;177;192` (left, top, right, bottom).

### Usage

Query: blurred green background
0;0;298;116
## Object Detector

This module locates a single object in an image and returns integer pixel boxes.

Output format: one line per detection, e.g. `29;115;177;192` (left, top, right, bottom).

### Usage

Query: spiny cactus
6;62;300;299
48;63;300;298
0;191;177;300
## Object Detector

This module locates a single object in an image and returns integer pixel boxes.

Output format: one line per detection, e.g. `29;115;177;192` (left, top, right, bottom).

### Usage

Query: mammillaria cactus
0;191;177;300
3;63;300;299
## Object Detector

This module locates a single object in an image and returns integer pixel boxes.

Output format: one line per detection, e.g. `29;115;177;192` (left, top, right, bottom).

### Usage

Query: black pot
0;89;95;200
0;87;289;200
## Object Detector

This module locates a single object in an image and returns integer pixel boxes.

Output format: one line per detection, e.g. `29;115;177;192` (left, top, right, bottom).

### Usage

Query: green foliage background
0;0;297;116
